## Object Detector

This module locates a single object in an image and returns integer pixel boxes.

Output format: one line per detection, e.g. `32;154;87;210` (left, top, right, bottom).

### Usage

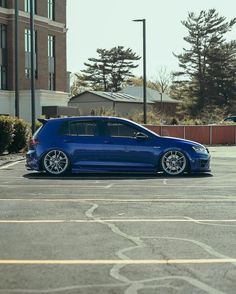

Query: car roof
224;116;236;120
41;116;133;123
38;116;160;138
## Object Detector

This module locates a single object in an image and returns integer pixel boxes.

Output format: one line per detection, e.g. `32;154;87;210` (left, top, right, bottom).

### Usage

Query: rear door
60;119;107;170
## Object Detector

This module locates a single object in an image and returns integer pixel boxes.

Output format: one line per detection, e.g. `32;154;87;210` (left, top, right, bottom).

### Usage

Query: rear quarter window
59;121;99;136
33;125;44;138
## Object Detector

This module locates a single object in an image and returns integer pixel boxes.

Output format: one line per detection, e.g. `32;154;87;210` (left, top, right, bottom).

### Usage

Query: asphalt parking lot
0;146;236;294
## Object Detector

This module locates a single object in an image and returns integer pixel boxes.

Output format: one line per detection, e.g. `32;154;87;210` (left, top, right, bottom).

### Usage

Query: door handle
104;140;112;144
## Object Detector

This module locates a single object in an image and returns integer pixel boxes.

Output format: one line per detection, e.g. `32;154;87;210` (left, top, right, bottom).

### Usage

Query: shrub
180;117;204;125
89;107;116;116
0;116;14;154
131;111;161;125
8;118;31;153
170;117;179;125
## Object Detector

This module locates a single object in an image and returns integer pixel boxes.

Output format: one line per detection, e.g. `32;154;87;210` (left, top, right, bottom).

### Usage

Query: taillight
29;138;39;148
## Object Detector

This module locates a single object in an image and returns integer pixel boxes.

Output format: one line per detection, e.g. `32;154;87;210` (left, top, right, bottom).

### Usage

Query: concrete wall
0;90;69;122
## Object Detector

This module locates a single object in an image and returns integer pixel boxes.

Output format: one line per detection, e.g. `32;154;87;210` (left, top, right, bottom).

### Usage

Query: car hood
160;136;206;148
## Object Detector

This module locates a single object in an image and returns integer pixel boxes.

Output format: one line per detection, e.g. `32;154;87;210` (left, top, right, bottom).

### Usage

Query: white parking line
0;259;235;265
0;219;235;223
0;198;235;202
0;161;22;170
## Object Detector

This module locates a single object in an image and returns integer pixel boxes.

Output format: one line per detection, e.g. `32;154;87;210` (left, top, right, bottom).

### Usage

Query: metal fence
145;125;236;145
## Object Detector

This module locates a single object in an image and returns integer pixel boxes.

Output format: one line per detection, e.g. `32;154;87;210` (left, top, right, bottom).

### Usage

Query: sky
66;0;236;80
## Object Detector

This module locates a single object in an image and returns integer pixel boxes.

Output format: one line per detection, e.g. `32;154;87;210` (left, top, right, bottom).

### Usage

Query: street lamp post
133;19;147;124
160;91;163;124
15;0;19;118
30;0;36;133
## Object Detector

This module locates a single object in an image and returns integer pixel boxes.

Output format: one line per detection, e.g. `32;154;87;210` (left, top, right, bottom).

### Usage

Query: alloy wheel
43;150;69;175
161;150;187;176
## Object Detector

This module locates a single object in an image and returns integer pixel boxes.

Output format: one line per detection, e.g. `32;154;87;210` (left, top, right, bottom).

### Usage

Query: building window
48;0;55;20
0;0;7;8
0;66;6;90
24;29;37;79
24;0;30;12
48;35;55;90
0;24;7;90
24;0;36;14
25;29;31;79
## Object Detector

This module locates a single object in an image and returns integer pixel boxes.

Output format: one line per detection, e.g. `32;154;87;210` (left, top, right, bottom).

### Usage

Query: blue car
26;116;211;176
223;116;236;123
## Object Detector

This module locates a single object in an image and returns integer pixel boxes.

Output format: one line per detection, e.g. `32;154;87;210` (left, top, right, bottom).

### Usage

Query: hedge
0;116;31;154
8;118;31;153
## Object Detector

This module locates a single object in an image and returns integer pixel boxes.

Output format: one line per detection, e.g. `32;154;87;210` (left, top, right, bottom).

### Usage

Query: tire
42;150;70;176
161;150;187;176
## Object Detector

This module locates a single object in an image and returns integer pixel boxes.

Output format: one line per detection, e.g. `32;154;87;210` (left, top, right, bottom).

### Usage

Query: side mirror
135;132;148;140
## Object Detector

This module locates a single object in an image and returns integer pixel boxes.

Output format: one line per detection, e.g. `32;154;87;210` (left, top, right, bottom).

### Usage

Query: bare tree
149;66;173;93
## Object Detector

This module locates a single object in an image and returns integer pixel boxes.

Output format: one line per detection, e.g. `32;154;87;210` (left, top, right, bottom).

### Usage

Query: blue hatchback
26;116;211;176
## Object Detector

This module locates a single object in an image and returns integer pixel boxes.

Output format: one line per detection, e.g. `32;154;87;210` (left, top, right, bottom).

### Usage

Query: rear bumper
26;150;41;171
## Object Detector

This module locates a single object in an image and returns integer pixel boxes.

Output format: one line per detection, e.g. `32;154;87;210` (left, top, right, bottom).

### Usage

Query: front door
99;119;157;172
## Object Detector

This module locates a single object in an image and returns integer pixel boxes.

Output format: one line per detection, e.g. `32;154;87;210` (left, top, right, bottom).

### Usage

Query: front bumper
189;155;211;172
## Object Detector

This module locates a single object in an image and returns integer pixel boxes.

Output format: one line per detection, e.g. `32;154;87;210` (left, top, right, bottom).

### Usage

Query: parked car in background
223;116;236;123
26;116;211;176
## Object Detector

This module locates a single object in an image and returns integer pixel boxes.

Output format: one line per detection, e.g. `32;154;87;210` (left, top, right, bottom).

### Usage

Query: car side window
107;122;137;138
60;121;99;136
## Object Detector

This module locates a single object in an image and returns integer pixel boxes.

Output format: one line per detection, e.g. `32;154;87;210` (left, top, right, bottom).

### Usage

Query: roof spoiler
38;118;48;125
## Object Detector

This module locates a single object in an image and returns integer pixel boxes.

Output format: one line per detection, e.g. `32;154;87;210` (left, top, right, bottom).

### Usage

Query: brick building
0;0;69;121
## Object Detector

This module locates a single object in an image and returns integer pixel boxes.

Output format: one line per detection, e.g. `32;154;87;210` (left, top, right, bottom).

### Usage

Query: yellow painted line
0;259;235;265
0;219;236;223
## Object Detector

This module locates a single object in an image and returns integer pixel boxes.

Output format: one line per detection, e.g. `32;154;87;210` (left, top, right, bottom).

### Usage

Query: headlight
192;146;207;153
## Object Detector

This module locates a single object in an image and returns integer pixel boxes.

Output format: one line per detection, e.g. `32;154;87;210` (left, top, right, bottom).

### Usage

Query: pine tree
81;46;140;92
206;41;236;112
82;48;111;91
174;9;236;116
